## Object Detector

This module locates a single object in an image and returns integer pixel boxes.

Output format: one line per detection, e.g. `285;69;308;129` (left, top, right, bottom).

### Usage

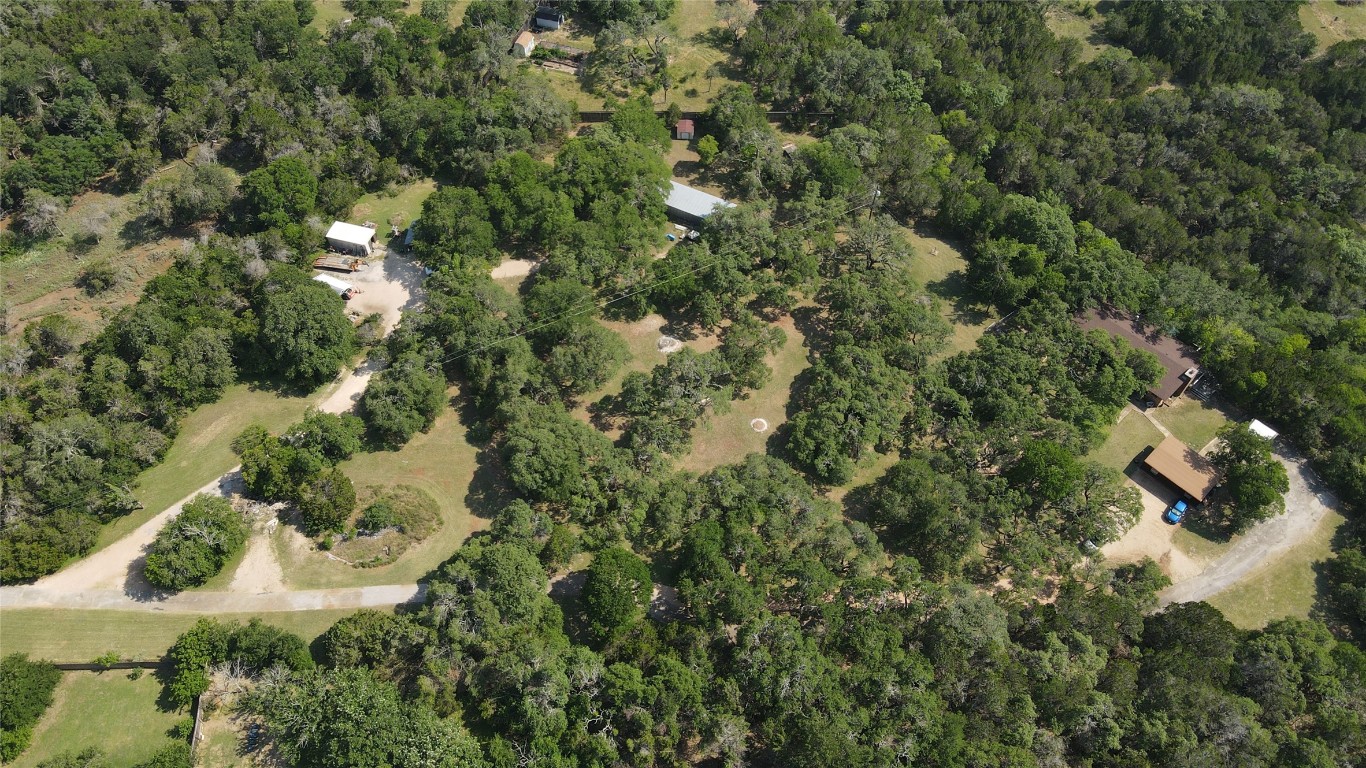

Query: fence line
52;661;167;671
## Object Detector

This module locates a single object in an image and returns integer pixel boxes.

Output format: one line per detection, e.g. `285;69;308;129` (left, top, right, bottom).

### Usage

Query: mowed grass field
348;178;438;242
900;226;995;359
1207;509;1347;629
1043;3;1113;62
0;608;362;662
93;382;320;552
1300;0;1366;51
1087;406;1165;474
524;0;746;113
677;314;808;474
273;387;489;589
9;672;184;768
1149;395;1230;452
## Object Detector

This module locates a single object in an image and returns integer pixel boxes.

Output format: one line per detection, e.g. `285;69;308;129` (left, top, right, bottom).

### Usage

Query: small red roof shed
675;119;695;140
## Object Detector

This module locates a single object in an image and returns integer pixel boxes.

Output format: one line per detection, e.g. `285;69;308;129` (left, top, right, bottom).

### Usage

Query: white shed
312;273;355;299
513;31;537;58
325;221;377;257
665;181;735;226
1249;419;1279;441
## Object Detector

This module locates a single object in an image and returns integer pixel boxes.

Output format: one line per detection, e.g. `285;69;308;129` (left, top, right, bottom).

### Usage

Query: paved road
1159;447;1337;606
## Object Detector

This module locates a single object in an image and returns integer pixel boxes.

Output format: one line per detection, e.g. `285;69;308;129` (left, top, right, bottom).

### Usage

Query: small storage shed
1249;420;1279;441
513;31;537;58
534;6;563;29
312;273;355;299
1142;435;1219;503
675;119;695;140
665;181;735;226
403;221;417;252
325;221;377;257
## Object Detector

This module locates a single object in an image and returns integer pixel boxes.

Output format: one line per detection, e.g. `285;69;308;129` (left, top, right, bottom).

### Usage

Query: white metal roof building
1249;419;1279;441
325;221;377;256
665;181;735;226
312;273;354;297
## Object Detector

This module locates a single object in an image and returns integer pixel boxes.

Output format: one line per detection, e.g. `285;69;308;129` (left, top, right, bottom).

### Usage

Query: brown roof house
1143;435;1219;502
1077;306;1201;406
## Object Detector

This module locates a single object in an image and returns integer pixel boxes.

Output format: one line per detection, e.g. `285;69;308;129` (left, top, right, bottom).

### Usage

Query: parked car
1163;499;1189;525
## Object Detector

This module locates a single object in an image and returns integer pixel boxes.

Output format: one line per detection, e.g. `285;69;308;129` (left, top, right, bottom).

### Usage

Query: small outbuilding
513;30;537;57
1249;419;1279;441
1142;435;1219;503
325;221;378;257
312;273;355;300
665;180;735;226
675;119;695;140
533;6;564;30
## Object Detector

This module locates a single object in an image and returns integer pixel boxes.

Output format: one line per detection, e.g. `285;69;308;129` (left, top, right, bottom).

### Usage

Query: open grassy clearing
572;314;717;419
1087;406;1166;474
348;178;437;245
1172;525;1233;563
677;314;808;474
523;0;744;114
1206;509;1346;629
309;0;448;33
93;382;320;552
273;388;488;589
0;608;364;662
899;226;995;359
9;671;184;768
1300;0;1366;52
1044;2;1114;62
3;167;190;337
1150;396;1230;452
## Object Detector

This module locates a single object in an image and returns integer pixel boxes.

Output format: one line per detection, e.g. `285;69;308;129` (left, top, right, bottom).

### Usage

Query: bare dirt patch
1100;469;1206;582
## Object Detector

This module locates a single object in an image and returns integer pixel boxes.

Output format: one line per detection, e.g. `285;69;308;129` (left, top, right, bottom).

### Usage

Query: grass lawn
348;178;438;241
0;608;366;662
3;166;190;338
677;315;808;474
1087;406;1165;474
1207;510;1346;629
93;383;320;552
899;226;995;359
1172;525;1234;563
1150;396;1230;452
1044;3;1113;62
273;389;489;589
1300;0;1366;52
9;672;184;768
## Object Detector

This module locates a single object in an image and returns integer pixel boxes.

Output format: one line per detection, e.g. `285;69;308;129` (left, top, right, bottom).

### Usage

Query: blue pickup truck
1163;500;1189;525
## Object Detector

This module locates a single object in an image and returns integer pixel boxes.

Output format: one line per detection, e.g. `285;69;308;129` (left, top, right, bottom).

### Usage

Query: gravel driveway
1158;447;1338;606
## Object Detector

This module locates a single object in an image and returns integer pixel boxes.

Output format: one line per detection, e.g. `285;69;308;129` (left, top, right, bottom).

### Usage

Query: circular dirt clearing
657;335;683;353
750;418;769;433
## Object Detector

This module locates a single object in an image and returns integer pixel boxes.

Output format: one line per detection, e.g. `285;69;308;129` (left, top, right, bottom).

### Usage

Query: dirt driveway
0;256;426;610
1102;469;1204;582
1159;448;1337;606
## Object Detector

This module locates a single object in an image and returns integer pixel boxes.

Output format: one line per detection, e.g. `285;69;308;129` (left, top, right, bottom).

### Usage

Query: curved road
1158;448;1338;606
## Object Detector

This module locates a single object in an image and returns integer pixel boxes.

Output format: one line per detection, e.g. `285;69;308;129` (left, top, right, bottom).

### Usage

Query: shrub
357;500;400;534
77;260;120;295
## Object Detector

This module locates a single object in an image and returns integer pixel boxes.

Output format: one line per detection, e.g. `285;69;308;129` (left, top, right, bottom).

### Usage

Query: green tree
0;654;62;762
360;354;446;448
257;279;357;389
414;187;497;269
582;546;653;643
1210;423;1289;532
143;495;248;591
696;134;719;165
297;468;357;533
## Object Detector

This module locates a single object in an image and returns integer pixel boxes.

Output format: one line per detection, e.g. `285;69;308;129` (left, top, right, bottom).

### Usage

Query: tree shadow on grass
926;269;992;329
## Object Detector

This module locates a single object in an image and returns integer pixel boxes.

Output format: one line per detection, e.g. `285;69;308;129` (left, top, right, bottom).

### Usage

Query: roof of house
312;273;354;295
1143;435;1219;502
675;119;695;132
665;180;735;220
1249;419;1279;440
514;30;536;47
1077;307;1200;401
325;221;377;246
